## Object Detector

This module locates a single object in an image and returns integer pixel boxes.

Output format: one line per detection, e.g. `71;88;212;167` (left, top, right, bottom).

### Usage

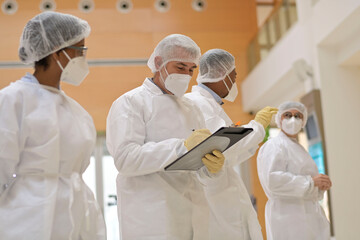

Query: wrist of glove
201;150;225;174
254;106;278;129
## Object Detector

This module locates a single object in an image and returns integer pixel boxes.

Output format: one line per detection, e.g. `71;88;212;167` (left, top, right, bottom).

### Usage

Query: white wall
317;47;360;239
241;23;311;112
242;0;360;238
312;3;360;238
312;0;360;46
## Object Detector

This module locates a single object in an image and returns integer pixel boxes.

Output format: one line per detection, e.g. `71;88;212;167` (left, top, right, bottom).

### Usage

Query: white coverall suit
0;74;106;240
185;85;265;240
257;131;330;240
107;78;265;240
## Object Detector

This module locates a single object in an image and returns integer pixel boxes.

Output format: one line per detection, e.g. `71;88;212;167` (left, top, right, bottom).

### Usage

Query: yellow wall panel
0;68;33;88
86;32;154;58
62;65;152;130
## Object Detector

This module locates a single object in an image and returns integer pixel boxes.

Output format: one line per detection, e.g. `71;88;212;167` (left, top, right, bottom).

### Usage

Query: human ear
154;56;163;70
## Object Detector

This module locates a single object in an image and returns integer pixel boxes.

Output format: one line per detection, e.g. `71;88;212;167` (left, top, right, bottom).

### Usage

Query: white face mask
160;66;191;97
223;75;238;102
56;50;89;86
282;117;303;135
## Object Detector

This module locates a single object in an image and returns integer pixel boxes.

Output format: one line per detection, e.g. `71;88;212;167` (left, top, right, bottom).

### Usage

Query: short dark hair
34;55;50;71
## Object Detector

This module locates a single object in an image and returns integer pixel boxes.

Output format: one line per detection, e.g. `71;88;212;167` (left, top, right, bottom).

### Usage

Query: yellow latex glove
184;129;212;151
202;150;225;174
254;106;278;129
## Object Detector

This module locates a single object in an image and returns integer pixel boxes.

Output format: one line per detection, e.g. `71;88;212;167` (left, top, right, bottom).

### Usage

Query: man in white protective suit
185;48;278;240
0;12;106;240
107;34;272;240
257;101;332;240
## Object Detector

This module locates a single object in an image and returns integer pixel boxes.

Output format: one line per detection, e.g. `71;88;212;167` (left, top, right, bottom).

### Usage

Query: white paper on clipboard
165;127;253;171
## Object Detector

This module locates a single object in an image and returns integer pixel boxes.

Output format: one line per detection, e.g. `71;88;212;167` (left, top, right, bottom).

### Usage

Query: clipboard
165;127;253;171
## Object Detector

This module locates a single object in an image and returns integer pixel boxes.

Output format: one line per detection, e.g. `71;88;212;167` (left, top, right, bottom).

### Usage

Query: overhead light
192;0;207;12
1;0;18;15
154;0;170;13
116;0;133;14
40;0;56;12
78;0;94;13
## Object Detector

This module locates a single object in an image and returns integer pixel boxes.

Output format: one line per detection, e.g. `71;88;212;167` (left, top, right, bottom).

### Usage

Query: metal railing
247;0;298;73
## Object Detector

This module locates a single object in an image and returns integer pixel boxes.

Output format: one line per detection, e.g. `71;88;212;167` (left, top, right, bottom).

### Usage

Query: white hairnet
19;11;91;64
275;101;308;128
197;49;235;84
147;34;201;73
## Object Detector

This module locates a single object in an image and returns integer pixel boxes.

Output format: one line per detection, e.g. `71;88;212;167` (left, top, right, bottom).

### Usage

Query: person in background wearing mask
106;34;245;239
0;12;106;240
185;48;277;239
257;101;332;240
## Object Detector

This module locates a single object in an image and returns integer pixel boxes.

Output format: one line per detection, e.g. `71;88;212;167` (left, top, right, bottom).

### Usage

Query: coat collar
143;78;166;96
192;84;223;105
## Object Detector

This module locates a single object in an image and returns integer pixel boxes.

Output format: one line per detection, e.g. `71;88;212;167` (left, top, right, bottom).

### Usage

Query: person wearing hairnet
185;49;277;239
106;34;244;239
0;12;106;239
257;101;332;240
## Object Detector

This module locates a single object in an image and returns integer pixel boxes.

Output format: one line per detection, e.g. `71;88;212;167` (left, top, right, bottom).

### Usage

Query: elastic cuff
307;175;315;192
196;166;226;185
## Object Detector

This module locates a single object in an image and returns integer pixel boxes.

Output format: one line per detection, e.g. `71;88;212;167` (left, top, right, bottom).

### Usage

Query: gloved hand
184;129;212;151
254;106;278;129
202;150;225;174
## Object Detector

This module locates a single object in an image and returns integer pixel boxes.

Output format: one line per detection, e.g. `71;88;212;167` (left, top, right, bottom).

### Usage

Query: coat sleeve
0;91;21;196
225;120;265;167
205;113;228;133
257;140;317;199
106;94;187;177
317;189;326;201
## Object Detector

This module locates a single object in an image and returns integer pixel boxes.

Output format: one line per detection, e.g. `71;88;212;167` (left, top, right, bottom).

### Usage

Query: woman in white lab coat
0;12;105;240
257;101;332;240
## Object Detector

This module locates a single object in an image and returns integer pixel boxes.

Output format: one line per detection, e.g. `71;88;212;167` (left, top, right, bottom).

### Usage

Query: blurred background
1;0;359;239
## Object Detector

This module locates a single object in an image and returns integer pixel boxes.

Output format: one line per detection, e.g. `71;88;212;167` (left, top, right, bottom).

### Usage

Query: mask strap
62;50;72;61
223;75;233;92
159;63;169;85
56;60;64;71
218;61;235;88
227;74;234;85
56;50;72;71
